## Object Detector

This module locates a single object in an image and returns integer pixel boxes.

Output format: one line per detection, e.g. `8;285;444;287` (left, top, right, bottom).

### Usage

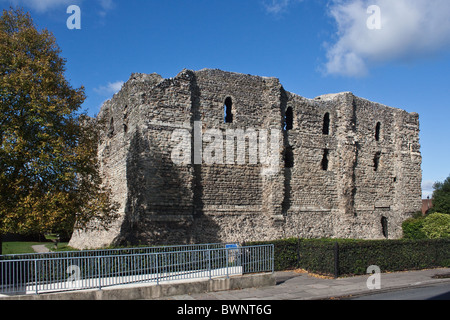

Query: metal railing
1;242;235;261
0;244;274;295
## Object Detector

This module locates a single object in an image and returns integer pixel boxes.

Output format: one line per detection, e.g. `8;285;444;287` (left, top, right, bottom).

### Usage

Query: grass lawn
2;242;72;255
2;242;49;255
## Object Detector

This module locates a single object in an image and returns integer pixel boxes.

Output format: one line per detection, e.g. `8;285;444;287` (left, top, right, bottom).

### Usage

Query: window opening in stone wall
108;117;114;138
323;113;330;135
321;149;329;171
381;216;388;238
224;97;233;123
284;146;294;168
285;107;293;131
374;152;381;171
375;122;381;141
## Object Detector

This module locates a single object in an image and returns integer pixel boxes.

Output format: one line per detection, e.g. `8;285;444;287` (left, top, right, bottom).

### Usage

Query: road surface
351;283;450;300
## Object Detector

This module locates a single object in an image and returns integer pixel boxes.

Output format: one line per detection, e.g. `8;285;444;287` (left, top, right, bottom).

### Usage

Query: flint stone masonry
69;69;422;249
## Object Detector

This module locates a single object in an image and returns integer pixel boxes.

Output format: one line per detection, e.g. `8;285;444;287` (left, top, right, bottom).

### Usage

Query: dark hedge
245;238;450;277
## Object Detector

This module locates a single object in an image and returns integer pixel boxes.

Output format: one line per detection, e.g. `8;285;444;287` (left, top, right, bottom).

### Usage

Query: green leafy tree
422;213;450;239
0;8;118;253
431;175;450;214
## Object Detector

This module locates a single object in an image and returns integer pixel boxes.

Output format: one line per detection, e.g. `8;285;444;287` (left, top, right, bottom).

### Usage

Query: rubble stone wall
69;69;422;249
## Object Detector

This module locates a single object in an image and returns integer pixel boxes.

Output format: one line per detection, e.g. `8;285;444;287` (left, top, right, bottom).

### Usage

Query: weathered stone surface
69;69;422;249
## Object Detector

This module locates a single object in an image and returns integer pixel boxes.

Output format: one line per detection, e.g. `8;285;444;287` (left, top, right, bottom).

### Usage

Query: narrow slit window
224;97;233;124
381;216;388;238
374;152;381;172
323;113;330;135
123;105;128;120
108;117;114;137
375;122;381;141
321;149;329;171
284;146;294;168
285;107;293;131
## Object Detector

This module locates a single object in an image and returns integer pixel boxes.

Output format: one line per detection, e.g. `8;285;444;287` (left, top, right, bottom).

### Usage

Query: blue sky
2;0;450;198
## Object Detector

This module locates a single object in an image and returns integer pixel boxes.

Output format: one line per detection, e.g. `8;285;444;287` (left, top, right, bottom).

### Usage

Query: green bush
402;216;427;239
246;238;450;276
403;213;450;240
422;213;450;239
258;238;298;271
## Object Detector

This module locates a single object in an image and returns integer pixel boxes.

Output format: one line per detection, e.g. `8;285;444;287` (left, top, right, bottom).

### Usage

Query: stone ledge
0;273;275;301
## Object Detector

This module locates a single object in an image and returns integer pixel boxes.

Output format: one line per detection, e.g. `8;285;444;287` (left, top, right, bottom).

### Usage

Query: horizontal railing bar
1;244;272;263
0;242;240;259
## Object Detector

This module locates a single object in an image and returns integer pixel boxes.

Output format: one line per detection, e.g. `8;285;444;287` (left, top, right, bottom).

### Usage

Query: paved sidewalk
31;245;50;253
157;268;450;300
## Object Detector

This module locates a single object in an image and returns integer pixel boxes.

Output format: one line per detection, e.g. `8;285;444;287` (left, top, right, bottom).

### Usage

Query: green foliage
422;213;450;239
262;238;298;271
247;238;450;276
431;175;450;214
0;8;118;238
402;216;427;239
403;213;450;240
1;241;44;255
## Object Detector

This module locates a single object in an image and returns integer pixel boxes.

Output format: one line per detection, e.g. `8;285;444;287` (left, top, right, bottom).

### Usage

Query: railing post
34;259;38;295
334;242;339;279
226;248;229;279
97;256;102;290
271;244;275;274
155;253;159;286
208;248;212;280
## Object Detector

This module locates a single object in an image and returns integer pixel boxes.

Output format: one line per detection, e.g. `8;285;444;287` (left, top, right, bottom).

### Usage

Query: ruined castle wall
346;96;398;238
281;92;422;240
188;70;285;243
391;108;422;237
325;94;422;239
70;72;198;248
192;70;270;211
280;93;338;238
120;71;197;244
286;94;340;210
69;74;165;249
69;69;422;249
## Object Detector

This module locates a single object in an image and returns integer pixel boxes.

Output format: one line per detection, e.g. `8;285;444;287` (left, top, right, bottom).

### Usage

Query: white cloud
264;0;290;14
324;0;450;77
98;0;115;17
99;0;113;10
422;180;435;199
263;0;303;15
2;0;114;16
422;180;435;192
94;81;124;96
2;0;81;12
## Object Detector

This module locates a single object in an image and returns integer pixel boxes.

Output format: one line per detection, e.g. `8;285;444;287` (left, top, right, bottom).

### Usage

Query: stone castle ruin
69;69;422;249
